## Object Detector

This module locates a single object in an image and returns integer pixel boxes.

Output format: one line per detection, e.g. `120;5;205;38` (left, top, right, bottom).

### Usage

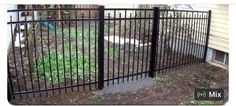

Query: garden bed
9;63;228;105
8;20;200;96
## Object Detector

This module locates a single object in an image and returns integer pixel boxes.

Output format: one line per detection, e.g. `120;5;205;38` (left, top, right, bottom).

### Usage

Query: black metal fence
151;9;211;75
7;6;211;99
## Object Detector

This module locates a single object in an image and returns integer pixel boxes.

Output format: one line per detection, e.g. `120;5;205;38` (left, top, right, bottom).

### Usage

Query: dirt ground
9;63;228;105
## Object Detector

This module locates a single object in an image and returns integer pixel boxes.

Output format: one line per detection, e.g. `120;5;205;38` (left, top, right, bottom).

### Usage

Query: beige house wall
192;4;229;53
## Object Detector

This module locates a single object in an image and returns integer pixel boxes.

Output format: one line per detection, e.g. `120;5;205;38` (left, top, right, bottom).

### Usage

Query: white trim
208;61;228;70
223;52;226;64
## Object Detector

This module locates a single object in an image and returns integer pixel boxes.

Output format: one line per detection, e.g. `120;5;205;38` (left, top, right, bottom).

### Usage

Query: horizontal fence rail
7;6;210;99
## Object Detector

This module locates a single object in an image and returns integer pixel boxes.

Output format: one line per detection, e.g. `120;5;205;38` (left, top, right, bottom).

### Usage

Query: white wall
7;5;18;50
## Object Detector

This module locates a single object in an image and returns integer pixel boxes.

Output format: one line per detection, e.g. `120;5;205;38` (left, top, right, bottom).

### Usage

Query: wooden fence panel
75;4;98;18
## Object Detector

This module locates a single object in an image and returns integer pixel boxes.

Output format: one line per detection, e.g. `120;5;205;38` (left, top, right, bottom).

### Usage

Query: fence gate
7;6;211;99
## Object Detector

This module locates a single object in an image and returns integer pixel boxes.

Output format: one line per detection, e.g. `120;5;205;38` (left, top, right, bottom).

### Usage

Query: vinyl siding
192;4;228;52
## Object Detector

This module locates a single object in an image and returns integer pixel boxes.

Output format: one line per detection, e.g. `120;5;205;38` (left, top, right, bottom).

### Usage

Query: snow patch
104;35;151;47
14;33;25;47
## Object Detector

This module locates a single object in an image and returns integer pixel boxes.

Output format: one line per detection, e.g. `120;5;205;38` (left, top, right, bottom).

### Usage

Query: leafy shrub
34;27;96;83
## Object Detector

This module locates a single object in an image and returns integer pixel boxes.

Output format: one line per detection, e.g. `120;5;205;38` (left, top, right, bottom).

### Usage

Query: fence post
204;10;211;62
149;7;160;77
98;6;104;90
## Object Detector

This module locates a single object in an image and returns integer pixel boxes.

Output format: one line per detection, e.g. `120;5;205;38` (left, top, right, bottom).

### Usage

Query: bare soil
9;63;228;105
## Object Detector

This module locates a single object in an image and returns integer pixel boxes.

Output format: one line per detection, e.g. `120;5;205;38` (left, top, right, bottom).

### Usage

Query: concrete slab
98;77;153;94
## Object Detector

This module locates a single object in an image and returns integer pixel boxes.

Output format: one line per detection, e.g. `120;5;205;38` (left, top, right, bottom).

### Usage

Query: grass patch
152;75;172;86
188;100;213;105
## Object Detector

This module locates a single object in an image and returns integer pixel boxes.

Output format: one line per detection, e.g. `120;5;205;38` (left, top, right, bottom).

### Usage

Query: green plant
105;47;119;57
195;79;208;88
34;45;95;83
104;21;109;32
132;48;139;55
153;75;162;82
34;26;97;83
152;75;172;84
56;27;96;40
189;100;213;105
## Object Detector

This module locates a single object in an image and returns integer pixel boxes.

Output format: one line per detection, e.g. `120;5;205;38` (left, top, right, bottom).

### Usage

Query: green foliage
104;47;119;57
34;26;97;83
153;75;162;82
56;27;96;40
132;48;139;55
104;21;109;32
189;100;213;105
152;75;172;84
34;45;95;83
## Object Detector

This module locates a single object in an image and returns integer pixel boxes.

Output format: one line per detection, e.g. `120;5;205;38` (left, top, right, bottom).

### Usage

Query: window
213;49;228;66
215;50;225;62
225;53;228;65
